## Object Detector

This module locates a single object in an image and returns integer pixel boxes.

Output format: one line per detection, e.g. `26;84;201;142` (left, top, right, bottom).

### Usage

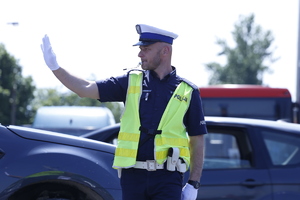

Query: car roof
199;85;291;98
205;116;300;132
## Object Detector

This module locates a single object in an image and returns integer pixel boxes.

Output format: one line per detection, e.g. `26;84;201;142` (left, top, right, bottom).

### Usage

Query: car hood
6;125;116;154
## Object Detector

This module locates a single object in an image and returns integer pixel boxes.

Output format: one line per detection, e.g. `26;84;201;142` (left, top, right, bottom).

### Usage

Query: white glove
41;34;60;71
181;183;198;200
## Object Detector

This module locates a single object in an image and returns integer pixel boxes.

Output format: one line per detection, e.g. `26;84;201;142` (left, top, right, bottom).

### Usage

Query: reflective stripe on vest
155;81;192;166
113;70;143;168
113;71;192;169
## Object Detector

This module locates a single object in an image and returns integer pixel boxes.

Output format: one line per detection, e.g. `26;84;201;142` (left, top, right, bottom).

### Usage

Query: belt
134;160;164;171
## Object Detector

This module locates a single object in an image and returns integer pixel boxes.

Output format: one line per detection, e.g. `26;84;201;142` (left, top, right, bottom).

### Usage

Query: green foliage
0;43;36;125
31;88;123;123
206;14;278;85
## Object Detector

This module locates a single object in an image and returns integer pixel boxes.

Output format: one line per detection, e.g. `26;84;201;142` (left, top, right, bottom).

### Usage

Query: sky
0;0;299;101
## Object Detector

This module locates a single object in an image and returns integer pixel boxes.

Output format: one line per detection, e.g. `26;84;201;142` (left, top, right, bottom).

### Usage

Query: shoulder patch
179;77;198;90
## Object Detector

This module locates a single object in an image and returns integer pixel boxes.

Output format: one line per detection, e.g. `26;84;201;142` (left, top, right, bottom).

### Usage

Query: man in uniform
41;24;207;200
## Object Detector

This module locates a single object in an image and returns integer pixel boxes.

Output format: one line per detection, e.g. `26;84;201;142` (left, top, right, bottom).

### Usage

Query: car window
261;130;300;166
204;132;251;169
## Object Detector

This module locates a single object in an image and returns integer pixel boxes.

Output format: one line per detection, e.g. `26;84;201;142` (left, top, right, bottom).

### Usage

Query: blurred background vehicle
199;85;300;123
32;106;116;136
82;116;300;200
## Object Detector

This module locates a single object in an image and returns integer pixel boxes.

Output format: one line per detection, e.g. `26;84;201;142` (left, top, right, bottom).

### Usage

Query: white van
32;106;116;136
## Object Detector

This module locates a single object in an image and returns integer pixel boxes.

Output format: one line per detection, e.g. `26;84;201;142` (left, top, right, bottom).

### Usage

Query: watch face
188;180;200;189
194;182;200;189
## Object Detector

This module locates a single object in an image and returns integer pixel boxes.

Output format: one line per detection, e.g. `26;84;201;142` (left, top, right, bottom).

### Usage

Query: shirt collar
149;66;176;81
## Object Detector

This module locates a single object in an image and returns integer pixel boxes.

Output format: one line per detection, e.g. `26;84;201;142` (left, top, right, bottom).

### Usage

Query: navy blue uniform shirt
96;67;207;161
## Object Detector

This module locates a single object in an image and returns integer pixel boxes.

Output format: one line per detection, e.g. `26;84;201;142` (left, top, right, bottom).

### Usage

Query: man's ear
163;45;171;55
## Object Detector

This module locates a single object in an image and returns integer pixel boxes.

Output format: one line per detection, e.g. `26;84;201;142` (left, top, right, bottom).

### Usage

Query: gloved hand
41;34;60;71
181;183;198;200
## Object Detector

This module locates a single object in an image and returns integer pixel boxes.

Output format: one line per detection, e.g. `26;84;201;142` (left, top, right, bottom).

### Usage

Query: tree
31;88;123;123
205;14;278;85
0;44;35;125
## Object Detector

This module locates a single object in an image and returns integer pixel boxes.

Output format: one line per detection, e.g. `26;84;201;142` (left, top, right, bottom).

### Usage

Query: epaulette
179;76;198;90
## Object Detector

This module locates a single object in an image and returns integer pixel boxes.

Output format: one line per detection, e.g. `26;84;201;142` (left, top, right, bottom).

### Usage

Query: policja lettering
174;93;188;102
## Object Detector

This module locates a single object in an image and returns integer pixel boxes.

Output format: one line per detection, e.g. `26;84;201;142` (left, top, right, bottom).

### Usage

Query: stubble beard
141;50;162;71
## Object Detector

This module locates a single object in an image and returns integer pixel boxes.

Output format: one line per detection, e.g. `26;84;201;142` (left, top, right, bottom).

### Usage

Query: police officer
41;24;207;200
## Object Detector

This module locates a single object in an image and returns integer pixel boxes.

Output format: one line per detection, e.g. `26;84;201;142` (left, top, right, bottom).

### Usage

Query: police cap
133;24;178;46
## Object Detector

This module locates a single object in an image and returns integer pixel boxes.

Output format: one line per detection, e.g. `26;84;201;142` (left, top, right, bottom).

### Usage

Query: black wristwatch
188;180;201;189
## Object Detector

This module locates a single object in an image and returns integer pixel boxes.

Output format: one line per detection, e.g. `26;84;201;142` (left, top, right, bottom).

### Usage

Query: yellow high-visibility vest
113;70;193;169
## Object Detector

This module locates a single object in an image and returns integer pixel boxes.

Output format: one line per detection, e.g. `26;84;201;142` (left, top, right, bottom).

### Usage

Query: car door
198;125;273;200
259;128;300;200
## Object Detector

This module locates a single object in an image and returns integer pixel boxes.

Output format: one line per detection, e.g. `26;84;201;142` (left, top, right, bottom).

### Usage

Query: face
138;43;163;71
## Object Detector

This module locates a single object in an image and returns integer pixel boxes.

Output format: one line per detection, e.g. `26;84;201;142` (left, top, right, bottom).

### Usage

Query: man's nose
138;51;143;58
